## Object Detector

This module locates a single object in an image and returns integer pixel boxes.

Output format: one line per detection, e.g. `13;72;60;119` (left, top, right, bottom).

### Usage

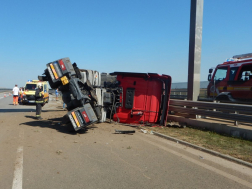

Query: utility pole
187;0;204;101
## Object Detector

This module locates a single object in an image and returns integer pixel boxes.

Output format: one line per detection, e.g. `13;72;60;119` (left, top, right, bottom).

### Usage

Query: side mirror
209;68;213;74
208;74;212;81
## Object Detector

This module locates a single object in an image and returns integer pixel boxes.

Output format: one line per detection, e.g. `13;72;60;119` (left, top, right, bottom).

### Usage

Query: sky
0;0;252;88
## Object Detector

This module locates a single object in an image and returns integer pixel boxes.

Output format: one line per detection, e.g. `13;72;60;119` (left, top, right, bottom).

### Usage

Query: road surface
0;95;252;189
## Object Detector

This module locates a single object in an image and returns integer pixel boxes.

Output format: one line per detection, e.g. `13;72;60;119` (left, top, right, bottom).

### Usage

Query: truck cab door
208;66;228;97
226;67;240;99
231;64;252;100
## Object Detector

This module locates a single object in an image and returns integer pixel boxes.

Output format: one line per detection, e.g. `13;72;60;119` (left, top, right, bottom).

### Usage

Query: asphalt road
0;96;252;189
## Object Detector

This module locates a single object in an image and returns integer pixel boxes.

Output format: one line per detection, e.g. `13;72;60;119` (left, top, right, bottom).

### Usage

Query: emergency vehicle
21;80;49;104
207;53;252;102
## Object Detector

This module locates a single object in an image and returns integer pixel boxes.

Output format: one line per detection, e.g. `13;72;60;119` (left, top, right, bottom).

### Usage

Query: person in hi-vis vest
35;84;44;120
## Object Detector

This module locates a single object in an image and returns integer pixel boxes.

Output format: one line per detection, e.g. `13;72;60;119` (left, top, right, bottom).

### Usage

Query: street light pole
187;0;204;101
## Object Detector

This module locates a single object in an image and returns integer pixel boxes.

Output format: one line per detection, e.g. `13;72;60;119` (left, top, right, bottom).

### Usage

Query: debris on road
115;129;135;134
140;129;148;134
56;150;63;155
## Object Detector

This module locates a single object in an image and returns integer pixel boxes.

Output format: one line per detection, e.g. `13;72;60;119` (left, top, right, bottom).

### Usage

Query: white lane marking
12;130;24;189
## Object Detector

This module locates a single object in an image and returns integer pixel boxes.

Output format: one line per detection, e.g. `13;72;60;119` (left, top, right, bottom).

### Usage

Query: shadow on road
22;116;89;135
0;109;35;113
42;110;66;112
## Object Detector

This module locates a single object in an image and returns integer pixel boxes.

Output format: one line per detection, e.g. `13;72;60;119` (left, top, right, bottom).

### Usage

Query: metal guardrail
169;99;252;125
170;95;188;99
170;89;208;100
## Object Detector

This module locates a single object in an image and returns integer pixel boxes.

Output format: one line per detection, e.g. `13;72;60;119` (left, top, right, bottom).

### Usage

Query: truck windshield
25;84;37;90
214;67;228;81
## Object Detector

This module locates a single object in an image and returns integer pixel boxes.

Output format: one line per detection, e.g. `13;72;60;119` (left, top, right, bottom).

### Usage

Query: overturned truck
39;57;172;131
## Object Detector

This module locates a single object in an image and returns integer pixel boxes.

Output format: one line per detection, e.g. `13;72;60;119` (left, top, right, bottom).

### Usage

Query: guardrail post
194;107;201;119
234;111;239;126
213;100;217;111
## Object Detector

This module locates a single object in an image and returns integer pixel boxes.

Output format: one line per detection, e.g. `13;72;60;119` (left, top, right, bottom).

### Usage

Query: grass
147;126;252;163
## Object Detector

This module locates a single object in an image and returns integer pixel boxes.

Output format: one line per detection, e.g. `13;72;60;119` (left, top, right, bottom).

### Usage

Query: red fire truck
207;53;252;102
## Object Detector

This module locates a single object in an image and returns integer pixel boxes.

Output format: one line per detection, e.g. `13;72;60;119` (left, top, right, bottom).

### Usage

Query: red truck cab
111;72;171;126
207;53;252;102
